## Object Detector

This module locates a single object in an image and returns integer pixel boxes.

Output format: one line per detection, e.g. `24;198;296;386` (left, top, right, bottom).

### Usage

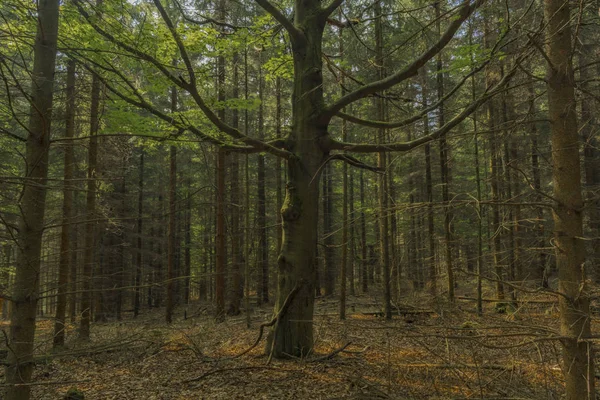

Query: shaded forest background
0;0;599;398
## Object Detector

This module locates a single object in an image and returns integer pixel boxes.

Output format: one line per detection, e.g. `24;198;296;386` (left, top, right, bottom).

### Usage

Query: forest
0;0;599;398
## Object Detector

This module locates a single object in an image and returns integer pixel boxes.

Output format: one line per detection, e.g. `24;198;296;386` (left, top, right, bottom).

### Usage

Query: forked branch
319;0;485;123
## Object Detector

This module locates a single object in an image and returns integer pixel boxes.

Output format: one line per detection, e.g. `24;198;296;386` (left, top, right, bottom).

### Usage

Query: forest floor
0;289;590;399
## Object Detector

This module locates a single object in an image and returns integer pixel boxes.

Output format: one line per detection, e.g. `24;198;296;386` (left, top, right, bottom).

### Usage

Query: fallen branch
310;342;352;362
0;379;91;387
396;363;513;370
181;366;275;384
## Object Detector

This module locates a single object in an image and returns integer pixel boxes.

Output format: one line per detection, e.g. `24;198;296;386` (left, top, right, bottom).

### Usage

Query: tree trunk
257;61;269;305
134;150;144;317
54;58;76;348
79;71;101;339
436;1;454;301
265;9;327;357
5;0;59;396
228;51;242;316
545;0;595;397
420;68;436;296
166;141;177;323
374;0;391;319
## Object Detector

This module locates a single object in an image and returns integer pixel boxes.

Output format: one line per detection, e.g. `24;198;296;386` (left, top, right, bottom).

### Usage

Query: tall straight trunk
166;86;177;324
228;51;242;315
528;79;547;286
54;59;76;348
114;164;126;320
215;0;227;317
166;102;177;325
388;161;399;297
578;11;600;281
374;0;391;319
502;88;517;303
134;150;144;317
79;72;101;339
349;167;356;296
154;184;165;308
257;62;269;304
323;162;335;296
216;147;226;316
484;14;505;305
5;0;59;397
436;1;453;301
69;190;79;322
360;169;368;292
275;77;283;255
184;174;191;305
421;68;436;296
545;0;595;397
470;33;484;315
244;47;251;326
339;20;347;319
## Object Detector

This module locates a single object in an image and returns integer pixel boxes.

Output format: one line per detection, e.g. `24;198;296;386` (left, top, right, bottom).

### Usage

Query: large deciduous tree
68;0;525;358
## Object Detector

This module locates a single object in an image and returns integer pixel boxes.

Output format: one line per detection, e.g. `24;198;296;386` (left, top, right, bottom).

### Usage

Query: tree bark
545;0;595;397
5;0;59;396
134;150;144;317
54;59;76;348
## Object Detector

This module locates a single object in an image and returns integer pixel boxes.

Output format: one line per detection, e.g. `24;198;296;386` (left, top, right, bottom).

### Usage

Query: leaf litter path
0;294;589;399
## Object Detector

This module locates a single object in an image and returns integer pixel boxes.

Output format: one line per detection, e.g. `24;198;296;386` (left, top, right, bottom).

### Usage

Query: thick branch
325;54;525;153
0;127;26;142
320;0;345;20
152;0;196;85
336;58;490;129
319;0;485;123
72;1;291;160
328;154;383;173
254;0;304;44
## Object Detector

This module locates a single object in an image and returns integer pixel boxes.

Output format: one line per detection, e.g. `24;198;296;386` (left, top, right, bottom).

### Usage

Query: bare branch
254;0;304;44
0;127;26;142
328;154;383;173
320;0;345;20
319;0;485;123
152;0;196;86
335;58;490;129
324;52;528;153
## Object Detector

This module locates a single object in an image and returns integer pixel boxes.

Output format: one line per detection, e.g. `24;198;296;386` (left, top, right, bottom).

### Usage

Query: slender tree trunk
484;14;505;306
134;150;144;317
257;61;269;305
360;169;368;293
323;162;335;296
79;71;101;339
215;0;227;317
5;0;59;396
339;19;347;319
184;172;191;305
420;68;436;296
69;193;78;323
545;0;595;397
374;0;391;319
228;51;242;316
529;83;547;287
54;59;76;348
244;46;251;327
166;95;177;324
435;1;454;301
